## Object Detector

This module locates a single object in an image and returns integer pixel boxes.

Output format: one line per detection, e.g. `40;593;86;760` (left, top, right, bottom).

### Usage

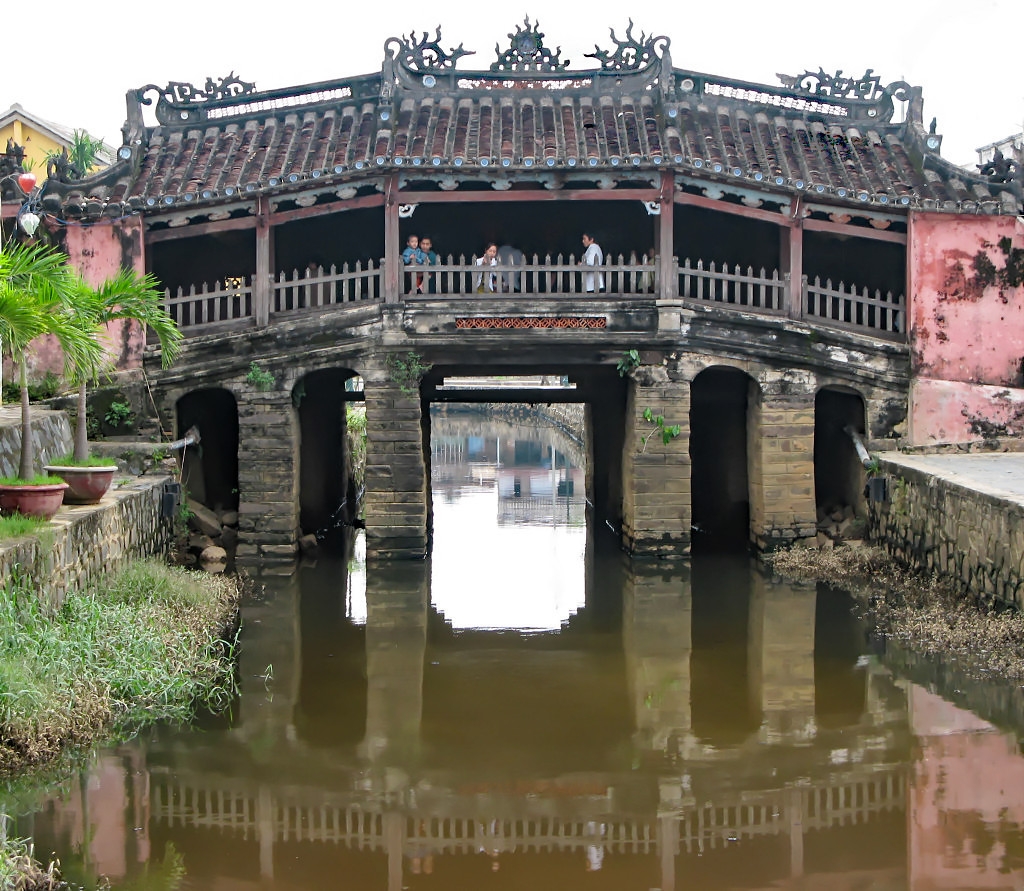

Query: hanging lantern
16;172;36;194
19;211;40;237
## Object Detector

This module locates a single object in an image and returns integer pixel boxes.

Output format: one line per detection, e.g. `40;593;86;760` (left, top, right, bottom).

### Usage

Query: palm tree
0;243;101;480
69;269;182;462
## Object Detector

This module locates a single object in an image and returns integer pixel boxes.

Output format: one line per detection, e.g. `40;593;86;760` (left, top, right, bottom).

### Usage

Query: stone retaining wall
0;476;173;610
868;459;1024;608
0;408;73;478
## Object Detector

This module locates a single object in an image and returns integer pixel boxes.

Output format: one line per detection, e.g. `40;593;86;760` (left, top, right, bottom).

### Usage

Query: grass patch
0;475;65;487
0;559;241;772
768;544;1024;681
47;455;118;468
0;830;62;890
0;515;48;540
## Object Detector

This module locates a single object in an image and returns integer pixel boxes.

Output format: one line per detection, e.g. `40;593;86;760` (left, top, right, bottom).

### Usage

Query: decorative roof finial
491;17;567;73
584;20;669;71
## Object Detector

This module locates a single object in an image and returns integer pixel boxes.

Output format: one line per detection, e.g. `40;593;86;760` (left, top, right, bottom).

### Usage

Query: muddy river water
7;412;1024;889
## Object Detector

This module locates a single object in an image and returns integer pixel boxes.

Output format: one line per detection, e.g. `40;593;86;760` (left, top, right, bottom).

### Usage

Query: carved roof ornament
777;68;885;101
491;17;568;73
136;73;257;125
584;20;669;71
46;147;83;184
385;27;475;71
978;149;1021;185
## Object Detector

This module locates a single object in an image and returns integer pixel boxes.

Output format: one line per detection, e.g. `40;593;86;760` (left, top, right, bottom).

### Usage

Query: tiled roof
39;26;1022;220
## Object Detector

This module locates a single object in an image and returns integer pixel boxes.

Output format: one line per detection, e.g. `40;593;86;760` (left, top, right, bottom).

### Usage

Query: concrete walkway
882;452;1024;508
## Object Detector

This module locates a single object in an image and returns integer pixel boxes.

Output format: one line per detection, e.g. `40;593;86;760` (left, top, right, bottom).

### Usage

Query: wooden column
254;196;271;326
384;173;400;303
658;171;676;299
782;198;803;320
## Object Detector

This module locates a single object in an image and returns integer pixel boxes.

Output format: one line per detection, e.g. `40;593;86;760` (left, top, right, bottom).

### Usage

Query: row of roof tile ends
28;61;1024;221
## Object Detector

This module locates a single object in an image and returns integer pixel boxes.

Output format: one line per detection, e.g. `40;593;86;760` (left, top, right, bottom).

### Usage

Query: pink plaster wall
6;219;147;382
908;214;1024;445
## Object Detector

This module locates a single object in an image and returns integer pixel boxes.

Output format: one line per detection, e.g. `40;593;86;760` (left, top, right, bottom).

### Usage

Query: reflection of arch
690;366;758;549
814;386;867;521
296;368;362;533
177;388;239;511
430;406;585;469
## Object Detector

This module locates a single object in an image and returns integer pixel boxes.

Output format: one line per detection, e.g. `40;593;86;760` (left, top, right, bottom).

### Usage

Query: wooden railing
273;261;382;313
677;259;787;315
803;276;904;337
161;255;905;342
164;277;253;328
404;252;656;298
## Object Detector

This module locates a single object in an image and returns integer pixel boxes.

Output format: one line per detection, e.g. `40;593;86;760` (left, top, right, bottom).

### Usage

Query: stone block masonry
0;476;174;610
363;379;428;560
621;372;692;557
869;455;1024;608
0;407;74;478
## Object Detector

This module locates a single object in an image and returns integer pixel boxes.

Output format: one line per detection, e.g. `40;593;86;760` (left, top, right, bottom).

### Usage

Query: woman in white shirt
475;242;499;293
582;233;604;293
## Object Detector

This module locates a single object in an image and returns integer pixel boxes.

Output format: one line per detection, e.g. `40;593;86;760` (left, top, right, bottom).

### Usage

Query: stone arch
176;387;239;513
294;367;364;537
690;365;760;550
814;385;868;531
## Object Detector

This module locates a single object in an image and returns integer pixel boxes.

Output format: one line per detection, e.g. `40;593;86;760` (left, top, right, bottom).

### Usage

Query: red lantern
16;172;36;194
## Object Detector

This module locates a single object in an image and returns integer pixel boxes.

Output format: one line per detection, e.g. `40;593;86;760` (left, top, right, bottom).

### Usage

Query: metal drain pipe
843;425;872;467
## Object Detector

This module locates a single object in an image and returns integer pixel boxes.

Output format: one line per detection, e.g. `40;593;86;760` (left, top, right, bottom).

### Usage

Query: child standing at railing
402;234;426;294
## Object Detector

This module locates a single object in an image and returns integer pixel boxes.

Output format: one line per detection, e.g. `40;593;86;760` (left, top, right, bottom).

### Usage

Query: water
7;411;1024;889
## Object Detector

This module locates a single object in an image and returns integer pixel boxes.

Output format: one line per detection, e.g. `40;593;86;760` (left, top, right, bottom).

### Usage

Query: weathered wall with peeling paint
12;218;147;380
908;213;1024;445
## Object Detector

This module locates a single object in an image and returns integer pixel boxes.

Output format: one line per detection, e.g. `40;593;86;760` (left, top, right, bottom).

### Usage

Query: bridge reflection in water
20;414;1024;890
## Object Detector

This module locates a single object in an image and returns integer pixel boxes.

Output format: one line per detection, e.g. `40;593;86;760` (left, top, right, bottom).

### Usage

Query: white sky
8;0;1022;168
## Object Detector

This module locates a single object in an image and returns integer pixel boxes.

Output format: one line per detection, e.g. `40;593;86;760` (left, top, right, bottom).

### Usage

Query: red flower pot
0;482;69;519
44;465;117;504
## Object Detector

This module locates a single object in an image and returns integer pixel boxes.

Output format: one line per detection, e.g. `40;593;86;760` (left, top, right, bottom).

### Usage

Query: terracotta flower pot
0;482;69;519
44;465;117;505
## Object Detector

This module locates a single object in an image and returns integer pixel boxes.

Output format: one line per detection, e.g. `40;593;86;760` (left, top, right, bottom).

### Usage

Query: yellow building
0;102;113;183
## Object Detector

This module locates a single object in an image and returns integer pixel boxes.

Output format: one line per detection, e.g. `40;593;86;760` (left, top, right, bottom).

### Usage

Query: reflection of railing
150;768;905;850
496;495;586;526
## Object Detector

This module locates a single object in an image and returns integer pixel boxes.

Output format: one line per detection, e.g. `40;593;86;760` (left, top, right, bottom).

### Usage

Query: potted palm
0;242;102;518
44;268;182;503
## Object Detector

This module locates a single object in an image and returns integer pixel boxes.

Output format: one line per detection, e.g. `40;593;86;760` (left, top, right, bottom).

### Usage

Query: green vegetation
640;406;682;450
0;515;48;540
0;474;64;487
1;243;103;480
0;560;240;772
616;349;640;377
347;404;367;494
0;831;62;890
0;371;61;405
245;362;276;391
103;397;135;429
385;351;430;394
49;454;117;468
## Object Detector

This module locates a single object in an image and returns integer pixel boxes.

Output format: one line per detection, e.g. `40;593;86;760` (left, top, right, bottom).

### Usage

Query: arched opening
176;388;239;512
814;586;867;729
814;388;867;539
690;367;752;551
296;368;362;538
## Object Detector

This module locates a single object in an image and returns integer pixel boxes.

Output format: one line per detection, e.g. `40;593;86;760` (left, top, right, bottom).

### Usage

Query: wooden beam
674;189;787;226
802;216;907;245
398;188;660;204
270;192;385;226
146;214;255;244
